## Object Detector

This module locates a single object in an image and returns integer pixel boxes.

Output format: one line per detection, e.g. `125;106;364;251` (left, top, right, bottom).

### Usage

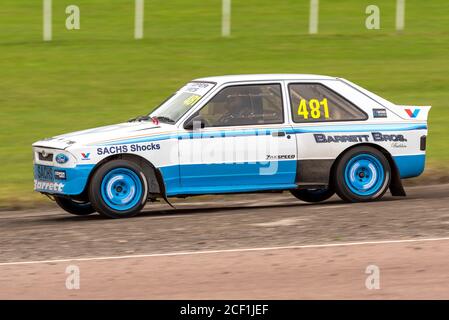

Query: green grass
1;0;449;207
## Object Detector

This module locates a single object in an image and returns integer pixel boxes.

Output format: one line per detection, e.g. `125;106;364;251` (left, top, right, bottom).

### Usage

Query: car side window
289;83;367;123
192;84;284;127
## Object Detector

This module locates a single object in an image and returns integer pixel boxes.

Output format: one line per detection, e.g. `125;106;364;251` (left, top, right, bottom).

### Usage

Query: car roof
193;74;338;84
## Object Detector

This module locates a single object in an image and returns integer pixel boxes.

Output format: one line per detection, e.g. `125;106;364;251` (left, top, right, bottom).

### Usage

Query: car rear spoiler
395;105;431;122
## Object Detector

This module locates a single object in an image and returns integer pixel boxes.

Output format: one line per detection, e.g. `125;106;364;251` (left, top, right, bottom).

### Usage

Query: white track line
1;237;449;267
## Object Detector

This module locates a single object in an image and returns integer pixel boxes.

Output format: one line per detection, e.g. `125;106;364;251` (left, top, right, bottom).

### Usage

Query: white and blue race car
33;74;431;218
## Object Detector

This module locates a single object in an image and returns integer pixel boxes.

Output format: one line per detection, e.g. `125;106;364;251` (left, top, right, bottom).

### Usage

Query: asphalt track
0;184;448;299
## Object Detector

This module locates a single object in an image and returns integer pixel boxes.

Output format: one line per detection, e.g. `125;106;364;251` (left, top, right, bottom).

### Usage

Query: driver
218;94;251;126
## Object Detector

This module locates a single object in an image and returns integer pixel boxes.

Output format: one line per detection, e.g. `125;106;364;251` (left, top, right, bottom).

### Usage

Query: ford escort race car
32;74;431;218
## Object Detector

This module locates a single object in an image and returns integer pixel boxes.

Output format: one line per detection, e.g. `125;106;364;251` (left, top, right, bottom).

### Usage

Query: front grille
38;151;54;162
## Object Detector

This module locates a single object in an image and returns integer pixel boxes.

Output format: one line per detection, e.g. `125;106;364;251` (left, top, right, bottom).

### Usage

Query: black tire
290;188;334;203
54;196;96;216
334;146;391;202
88;160;149;219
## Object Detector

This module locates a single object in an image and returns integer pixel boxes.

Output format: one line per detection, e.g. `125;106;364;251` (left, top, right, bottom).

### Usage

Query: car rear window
289;83;367;123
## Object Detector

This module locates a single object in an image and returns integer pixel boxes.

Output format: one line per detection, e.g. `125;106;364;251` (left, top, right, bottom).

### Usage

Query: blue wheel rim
100;168;143;211
344;153;385;196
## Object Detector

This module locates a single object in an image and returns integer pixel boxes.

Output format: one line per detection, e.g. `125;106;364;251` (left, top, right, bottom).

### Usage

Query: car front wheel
335;146;391;202
88;160;148;218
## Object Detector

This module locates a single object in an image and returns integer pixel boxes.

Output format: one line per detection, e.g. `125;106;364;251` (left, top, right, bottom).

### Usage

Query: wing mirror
184;115;207;130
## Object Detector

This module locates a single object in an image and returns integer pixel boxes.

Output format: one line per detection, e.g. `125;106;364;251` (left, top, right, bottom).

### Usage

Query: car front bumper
33;164;94;195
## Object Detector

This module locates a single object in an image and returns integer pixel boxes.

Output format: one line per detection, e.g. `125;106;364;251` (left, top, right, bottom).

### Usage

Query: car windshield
150;82;215;123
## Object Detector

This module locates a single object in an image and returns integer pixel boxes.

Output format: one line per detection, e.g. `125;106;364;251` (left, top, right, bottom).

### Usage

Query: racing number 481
298;98;329;119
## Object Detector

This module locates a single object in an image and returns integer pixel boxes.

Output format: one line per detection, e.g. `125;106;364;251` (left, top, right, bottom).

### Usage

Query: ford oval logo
55;153;69;164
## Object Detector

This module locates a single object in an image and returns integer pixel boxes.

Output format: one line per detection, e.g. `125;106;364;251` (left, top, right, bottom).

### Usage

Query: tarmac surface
0;184;448;299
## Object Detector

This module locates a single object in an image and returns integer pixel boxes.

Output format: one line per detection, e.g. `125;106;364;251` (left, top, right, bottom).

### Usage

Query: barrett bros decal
371;132;407;142
314;134;370;143
314;132;407;143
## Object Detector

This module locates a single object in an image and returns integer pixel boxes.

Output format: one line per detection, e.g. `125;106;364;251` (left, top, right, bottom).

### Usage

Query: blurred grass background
0;0;448;208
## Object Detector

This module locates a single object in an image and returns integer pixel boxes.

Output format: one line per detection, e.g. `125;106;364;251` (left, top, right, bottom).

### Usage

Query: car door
178;82;297;191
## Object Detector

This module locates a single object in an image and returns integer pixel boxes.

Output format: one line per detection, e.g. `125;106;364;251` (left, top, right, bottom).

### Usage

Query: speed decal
297;98;330;120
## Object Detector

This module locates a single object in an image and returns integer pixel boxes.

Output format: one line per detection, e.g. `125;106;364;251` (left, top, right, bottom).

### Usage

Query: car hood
33;122;175;150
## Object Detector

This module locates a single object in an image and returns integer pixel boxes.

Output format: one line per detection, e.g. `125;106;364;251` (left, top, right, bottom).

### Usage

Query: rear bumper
33;164;94;195
393;154;426;179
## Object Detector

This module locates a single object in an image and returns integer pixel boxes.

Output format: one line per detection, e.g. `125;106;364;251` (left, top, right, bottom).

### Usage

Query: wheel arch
330;143;406;197
78;153;168;202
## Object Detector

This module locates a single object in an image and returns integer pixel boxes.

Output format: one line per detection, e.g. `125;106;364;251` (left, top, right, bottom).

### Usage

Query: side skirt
295;159;334;186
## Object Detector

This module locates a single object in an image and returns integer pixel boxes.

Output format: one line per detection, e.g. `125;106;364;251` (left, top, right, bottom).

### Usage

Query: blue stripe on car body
162;161;297;192
99;124;427;146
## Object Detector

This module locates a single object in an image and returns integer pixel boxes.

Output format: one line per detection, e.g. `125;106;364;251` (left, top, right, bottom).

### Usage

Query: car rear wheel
89;160;148;219
54;196;95;216
290;188;334;203
335;146;391;202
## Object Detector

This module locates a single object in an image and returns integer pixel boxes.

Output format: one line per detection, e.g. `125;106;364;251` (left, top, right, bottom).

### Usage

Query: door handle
272;131;286;137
